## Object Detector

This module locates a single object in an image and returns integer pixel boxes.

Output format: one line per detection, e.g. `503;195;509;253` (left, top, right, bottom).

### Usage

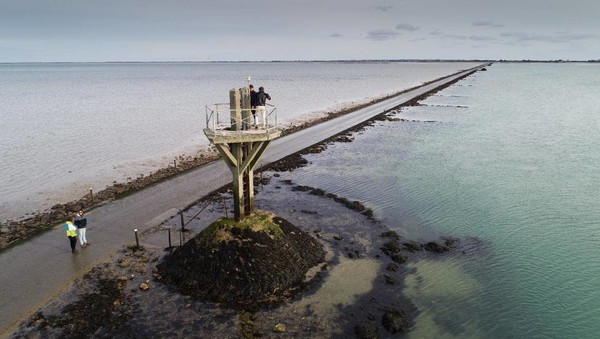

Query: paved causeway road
0;65;484;336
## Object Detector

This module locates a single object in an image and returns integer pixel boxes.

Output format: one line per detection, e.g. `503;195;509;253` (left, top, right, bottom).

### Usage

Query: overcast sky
1;0;599;62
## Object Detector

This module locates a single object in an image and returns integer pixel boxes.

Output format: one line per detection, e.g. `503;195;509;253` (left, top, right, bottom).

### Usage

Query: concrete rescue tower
204;84;281;221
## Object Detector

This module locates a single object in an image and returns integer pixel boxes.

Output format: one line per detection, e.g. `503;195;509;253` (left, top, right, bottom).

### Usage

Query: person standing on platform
65;217;78;253
249;84;258;126
74;210;89;248
256;86;271;128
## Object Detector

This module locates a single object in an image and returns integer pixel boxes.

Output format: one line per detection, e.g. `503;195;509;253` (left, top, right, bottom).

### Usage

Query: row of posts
132;212;186;250
131;196;230;249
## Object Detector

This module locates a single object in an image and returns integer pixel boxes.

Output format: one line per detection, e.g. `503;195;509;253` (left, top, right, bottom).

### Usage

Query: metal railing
205;103;278;132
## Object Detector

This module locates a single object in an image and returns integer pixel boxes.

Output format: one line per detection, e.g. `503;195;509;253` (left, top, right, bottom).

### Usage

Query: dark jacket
74;216;87;229
250;90;258;107
257;91;271;106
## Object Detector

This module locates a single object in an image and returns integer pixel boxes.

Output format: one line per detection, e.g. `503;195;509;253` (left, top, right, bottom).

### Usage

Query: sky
1;0;599;62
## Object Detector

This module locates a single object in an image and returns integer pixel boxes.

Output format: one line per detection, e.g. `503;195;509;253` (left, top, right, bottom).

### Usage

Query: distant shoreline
1;59;598;65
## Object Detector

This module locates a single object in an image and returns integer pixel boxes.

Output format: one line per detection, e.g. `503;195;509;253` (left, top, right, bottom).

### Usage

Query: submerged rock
156;211;325;305
382;309;408;333
354;323;380;339
424;241;449;253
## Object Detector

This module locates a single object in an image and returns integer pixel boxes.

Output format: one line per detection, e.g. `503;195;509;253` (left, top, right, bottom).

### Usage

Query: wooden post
240;87;251;130
134;229;139;248
229;89;241;131
243;142;254;215
246;167;254;214
230;143;244;221
168;228;172;248
180;212;185;245
180;212;185;232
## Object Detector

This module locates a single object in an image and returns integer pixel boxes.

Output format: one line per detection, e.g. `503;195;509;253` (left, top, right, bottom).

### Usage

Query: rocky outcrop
156;212;325;305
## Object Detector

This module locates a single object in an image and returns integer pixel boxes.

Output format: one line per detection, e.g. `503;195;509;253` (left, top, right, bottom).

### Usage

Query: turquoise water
291;63;600;338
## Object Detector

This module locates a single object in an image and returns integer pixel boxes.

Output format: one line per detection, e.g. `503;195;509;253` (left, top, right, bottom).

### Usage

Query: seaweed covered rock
156;211;325;304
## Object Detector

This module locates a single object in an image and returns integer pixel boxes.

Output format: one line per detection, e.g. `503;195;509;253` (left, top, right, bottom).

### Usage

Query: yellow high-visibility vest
65;221;77;237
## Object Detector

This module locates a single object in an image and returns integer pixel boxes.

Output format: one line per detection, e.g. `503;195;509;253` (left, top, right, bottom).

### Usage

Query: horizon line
1;58;599;65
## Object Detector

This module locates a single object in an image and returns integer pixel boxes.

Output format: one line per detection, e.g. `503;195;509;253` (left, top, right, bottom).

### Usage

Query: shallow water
294;256;381;319
0;61;477;220
290;63;600;338
11;172;413;338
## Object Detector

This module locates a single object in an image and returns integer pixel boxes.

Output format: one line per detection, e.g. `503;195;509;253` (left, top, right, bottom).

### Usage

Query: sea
290;62;600;338
4;61;599;338
0;61;477;221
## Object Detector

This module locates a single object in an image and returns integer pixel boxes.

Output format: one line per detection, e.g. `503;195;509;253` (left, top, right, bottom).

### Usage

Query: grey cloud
372;5;393;12
330;33;343;38
502;31;598;43
367;29;401;41
470;35;496;41
446;34;468;41
429;29;467;40
473;21;505;28
395;23;419;32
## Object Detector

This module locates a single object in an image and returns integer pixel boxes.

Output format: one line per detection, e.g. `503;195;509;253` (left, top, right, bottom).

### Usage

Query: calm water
0;61;477;220
290;63;600;338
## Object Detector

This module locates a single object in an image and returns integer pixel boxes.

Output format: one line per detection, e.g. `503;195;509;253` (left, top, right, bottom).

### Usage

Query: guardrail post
168;228;172;249
180;212;185;233
134;229;139;248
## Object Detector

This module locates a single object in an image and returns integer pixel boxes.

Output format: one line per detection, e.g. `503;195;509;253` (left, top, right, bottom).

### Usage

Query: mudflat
12;158;462;338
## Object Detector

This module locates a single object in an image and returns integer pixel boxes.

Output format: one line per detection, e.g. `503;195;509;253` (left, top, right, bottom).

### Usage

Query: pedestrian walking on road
74;210;89;247
65;217;78;253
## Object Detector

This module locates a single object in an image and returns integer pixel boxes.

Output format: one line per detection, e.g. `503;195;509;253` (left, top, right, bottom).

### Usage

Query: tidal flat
12;161;471;338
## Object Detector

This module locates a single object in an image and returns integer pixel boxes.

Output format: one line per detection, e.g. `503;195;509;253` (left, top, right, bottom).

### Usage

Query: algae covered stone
156;210;324;304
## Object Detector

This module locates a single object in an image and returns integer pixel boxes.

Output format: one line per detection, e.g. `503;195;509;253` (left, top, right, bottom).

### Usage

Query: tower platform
203;89;282;220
